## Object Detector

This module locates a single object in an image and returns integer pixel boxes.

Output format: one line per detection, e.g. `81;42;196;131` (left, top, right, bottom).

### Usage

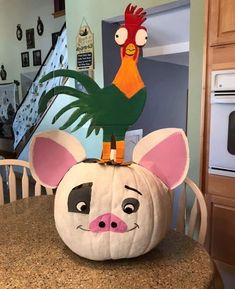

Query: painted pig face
29;129;189;261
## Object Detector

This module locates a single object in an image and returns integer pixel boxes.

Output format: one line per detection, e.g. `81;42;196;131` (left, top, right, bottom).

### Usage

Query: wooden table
0;196;214;289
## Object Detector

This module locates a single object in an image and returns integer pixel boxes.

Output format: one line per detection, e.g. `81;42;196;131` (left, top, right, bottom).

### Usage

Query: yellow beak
125;43;136;56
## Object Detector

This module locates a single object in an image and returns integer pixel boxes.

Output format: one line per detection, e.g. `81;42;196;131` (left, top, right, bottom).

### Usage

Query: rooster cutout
39;4;148;164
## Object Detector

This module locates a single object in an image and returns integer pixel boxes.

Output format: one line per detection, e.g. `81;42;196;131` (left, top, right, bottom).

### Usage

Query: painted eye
115;27;128;45
76;201;88;212
122;198;140;214
68;182;92;214
135;29;148;46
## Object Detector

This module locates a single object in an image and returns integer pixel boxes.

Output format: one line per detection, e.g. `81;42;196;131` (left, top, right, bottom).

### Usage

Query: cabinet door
206;194;235;266
209;0;235;46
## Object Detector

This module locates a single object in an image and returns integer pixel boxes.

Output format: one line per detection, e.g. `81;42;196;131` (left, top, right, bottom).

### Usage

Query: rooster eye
115;27;128;45
135;29;148;47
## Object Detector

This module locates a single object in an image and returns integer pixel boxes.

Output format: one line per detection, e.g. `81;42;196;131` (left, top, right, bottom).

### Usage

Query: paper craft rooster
39;4;148;163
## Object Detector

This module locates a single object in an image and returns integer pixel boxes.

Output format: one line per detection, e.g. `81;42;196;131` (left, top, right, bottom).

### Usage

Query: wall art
76;18;94;73
37;17;44;36
33;50;41;66
21;52;30;67
16;24;23;41
26;28;35;49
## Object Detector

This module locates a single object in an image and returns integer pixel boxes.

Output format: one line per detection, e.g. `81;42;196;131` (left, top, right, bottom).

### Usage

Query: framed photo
21;52;30;67
26;28;35;49
33;50;41;66
51;32;60;48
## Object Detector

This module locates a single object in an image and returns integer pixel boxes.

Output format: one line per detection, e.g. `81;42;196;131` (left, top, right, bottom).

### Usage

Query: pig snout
89;213;128;233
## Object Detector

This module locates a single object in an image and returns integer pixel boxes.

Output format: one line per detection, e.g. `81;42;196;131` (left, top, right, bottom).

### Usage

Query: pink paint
89;213;128;233
33;137;77;187
139;132;187;189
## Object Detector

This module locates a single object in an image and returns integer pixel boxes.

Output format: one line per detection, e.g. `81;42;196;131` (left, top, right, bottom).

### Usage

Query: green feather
59;109;85;130
86;119;97;137
71;114;93;132
95;127;101;135
86;125;95;138
39;69;100;95
52;100;80;124
38;86;88;114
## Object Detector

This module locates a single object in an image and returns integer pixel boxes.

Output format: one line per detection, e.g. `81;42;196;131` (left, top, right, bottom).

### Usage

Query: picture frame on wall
51;32;60;48
21;52;30;67
33;50;41;66
26;28;35;49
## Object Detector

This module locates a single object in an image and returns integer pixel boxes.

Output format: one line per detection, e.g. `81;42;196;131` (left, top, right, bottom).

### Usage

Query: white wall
0;0;64;99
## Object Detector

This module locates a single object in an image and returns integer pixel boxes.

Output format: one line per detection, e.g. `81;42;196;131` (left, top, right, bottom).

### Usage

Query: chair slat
0;159;52;205
0;174;4;205
176;183;187;233
22;167;29;199
35;182;41;196
184;177;208;245
188;198;198;238
9;165;16;202
46;187;53;195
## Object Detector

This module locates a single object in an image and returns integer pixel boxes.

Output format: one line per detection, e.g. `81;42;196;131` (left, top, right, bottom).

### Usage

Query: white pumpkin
29;128;189;261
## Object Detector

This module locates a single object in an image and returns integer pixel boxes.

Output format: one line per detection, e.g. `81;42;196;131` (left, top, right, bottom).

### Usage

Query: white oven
209;70;235;177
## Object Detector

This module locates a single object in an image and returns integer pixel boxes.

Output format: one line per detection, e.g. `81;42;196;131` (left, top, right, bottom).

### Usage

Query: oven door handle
211;97;235;104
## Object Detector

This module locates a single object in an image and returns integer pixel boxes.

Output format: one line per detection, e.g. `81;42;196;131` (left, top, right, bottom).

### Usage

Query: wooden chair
172;176;224;289
173;176;207;245
0;159;53;205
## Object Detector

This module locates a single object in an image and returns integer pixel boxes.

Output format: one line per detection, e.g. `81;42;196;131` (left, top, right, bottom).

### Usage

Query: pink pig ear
133;128;189;189
29;130;86;188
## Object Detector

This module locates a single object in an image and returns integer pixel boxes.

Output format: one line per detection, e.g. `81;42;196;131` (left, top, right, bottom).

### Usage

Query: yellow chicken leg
101;142;111;162
115;140;125;164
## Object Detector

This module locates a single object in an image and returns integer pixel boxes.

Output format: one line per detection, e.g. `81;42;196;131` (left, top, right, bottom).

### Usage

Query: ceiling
106;0;190;66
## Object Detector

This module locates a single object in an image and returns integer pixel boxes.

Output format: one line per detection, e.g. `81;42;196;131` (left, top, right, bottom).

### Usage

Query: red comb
125;3;146;26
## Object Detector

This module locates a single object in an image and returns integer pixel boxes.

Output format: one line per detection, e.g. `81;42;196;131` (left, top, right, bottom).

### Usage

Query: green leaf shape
39;69;100;95
86;125;95;138
95;127;101;135
71;114;93;132
60;109;86;130
52;100;80;124
38;86;88;114
86;118;101;137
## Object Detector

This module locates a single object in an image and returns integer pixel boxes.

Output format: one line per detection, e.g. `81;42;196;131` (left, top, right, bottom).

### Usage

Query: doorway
102;0;190;134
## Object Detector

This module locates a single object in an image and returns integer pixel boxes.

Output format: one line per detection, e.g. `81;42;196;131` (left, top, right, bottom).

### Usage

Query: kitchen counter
0;195;214;289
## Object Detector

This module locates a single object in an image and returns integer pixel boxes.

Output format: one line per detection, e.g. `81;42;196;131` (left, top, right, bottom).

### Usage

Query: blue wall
19;90;102;161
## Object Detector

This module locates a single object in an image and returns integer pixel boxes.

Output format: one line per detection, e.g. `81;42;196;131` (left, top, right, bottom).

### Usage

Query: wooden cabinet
206;193;235;266
209;0;235;46
202;0;235;268
211;44;235;70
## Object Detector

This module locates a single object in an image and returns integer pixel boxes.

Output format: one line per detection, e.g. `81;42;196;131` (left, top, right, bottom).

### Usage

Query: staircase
9;23;67;159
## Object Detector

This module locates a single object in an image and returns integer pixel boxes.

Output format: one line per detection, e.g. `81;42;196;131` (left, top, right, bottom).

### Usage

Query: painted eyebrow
125;185;142;196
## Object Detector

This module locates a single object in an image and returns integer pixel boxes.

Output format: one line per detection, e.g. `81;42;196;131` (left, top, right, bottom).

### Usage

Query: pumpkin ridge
127;165;141;256
109;165;117;259
138;165;156;254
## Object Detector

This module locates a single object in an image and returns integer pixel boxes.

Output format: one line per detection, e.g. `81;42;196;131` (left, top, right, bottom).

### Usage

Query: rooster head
115;4;148;61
